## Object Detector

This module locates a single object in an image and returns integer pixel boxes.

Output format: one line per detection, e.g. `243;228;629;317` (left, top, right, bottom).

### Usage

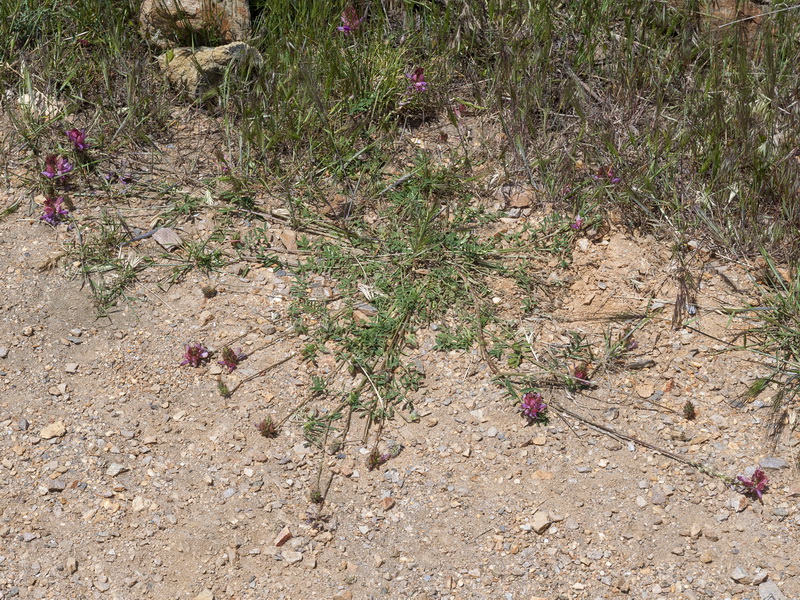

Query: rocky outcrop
157;42;262;96
140;0;251;50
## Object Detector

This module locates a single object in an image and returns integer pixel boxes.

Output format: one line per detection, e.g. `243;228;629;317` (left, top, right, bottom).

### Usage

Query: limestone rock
140;0;251;50
40;421;66;439
158;42;262;95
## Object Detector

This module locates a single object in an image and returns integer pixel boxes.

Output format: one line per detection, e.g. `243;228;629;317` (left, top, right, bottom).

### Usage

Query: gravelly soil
1;197;799;600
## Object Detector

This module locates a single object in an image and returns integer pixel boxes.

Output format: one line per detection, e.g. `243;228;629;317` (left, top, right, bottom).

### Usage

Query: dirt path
1;201;798;600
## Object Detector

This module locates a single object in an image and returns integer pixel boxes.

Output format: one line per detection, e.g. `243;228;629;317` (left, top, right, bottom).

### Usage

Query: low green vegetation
1;0;799;491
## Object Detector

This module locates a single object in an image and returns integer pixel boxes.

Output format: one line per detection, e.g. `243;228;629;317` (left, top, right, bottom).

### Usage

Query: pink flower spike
737;468;768;499
570;215;584;230
66;128;89;151
42;154;58;179
40;197;69;225
520;391;548;424
336;6;362;34
218;346;246;373
180;343;210;367
406;67;427;93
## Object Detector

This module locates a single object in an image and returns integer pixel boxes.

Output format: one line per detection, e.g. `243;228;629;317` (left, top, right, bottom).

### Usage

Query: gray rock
48;479;66;492
751;569;769;585
17;418;28;431
651;487;667;505
731;566;747;582
0;347;8;358
282;550;303;563
759;582;787;600
106;463;128;477
759;457;789;470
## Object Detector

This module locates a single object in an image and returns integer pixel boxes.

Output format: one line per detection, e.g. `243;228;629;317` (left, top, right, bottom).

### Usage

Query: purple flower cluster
180;343;210;367
42;154;73;180
256;417;278;438
40;197;69;225
737;468;768;499
570;215;584;230
218;346;246;373
593;165;620;184
66;128;89;152
573;363;591;387
336;6;362;34
520;391;547;424
366;444;403;470
406;67;427;93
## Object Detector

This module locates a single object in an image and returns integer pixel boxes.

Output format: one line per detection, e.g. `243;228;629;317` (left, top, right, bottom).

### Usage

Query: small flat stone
752;569;769;585
731;495;748;512
64;363;79;374
131;496;146;512
94;578;110;592
274;526;292;547
222;487;236;499
731;566;748;582
0;347;8;358
381;497;395;511
152;227;182;249
635;496;647;508
699;551;714;563
249;449;268;463
671;546;684;556
65;556;78;574
282;550;303;564
531;510;552;534
193;590;214;600
106;463;128;477
651;488;667;505
759;457;789;470
40;421;66;439
17;418;28;431
47;479;66;492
